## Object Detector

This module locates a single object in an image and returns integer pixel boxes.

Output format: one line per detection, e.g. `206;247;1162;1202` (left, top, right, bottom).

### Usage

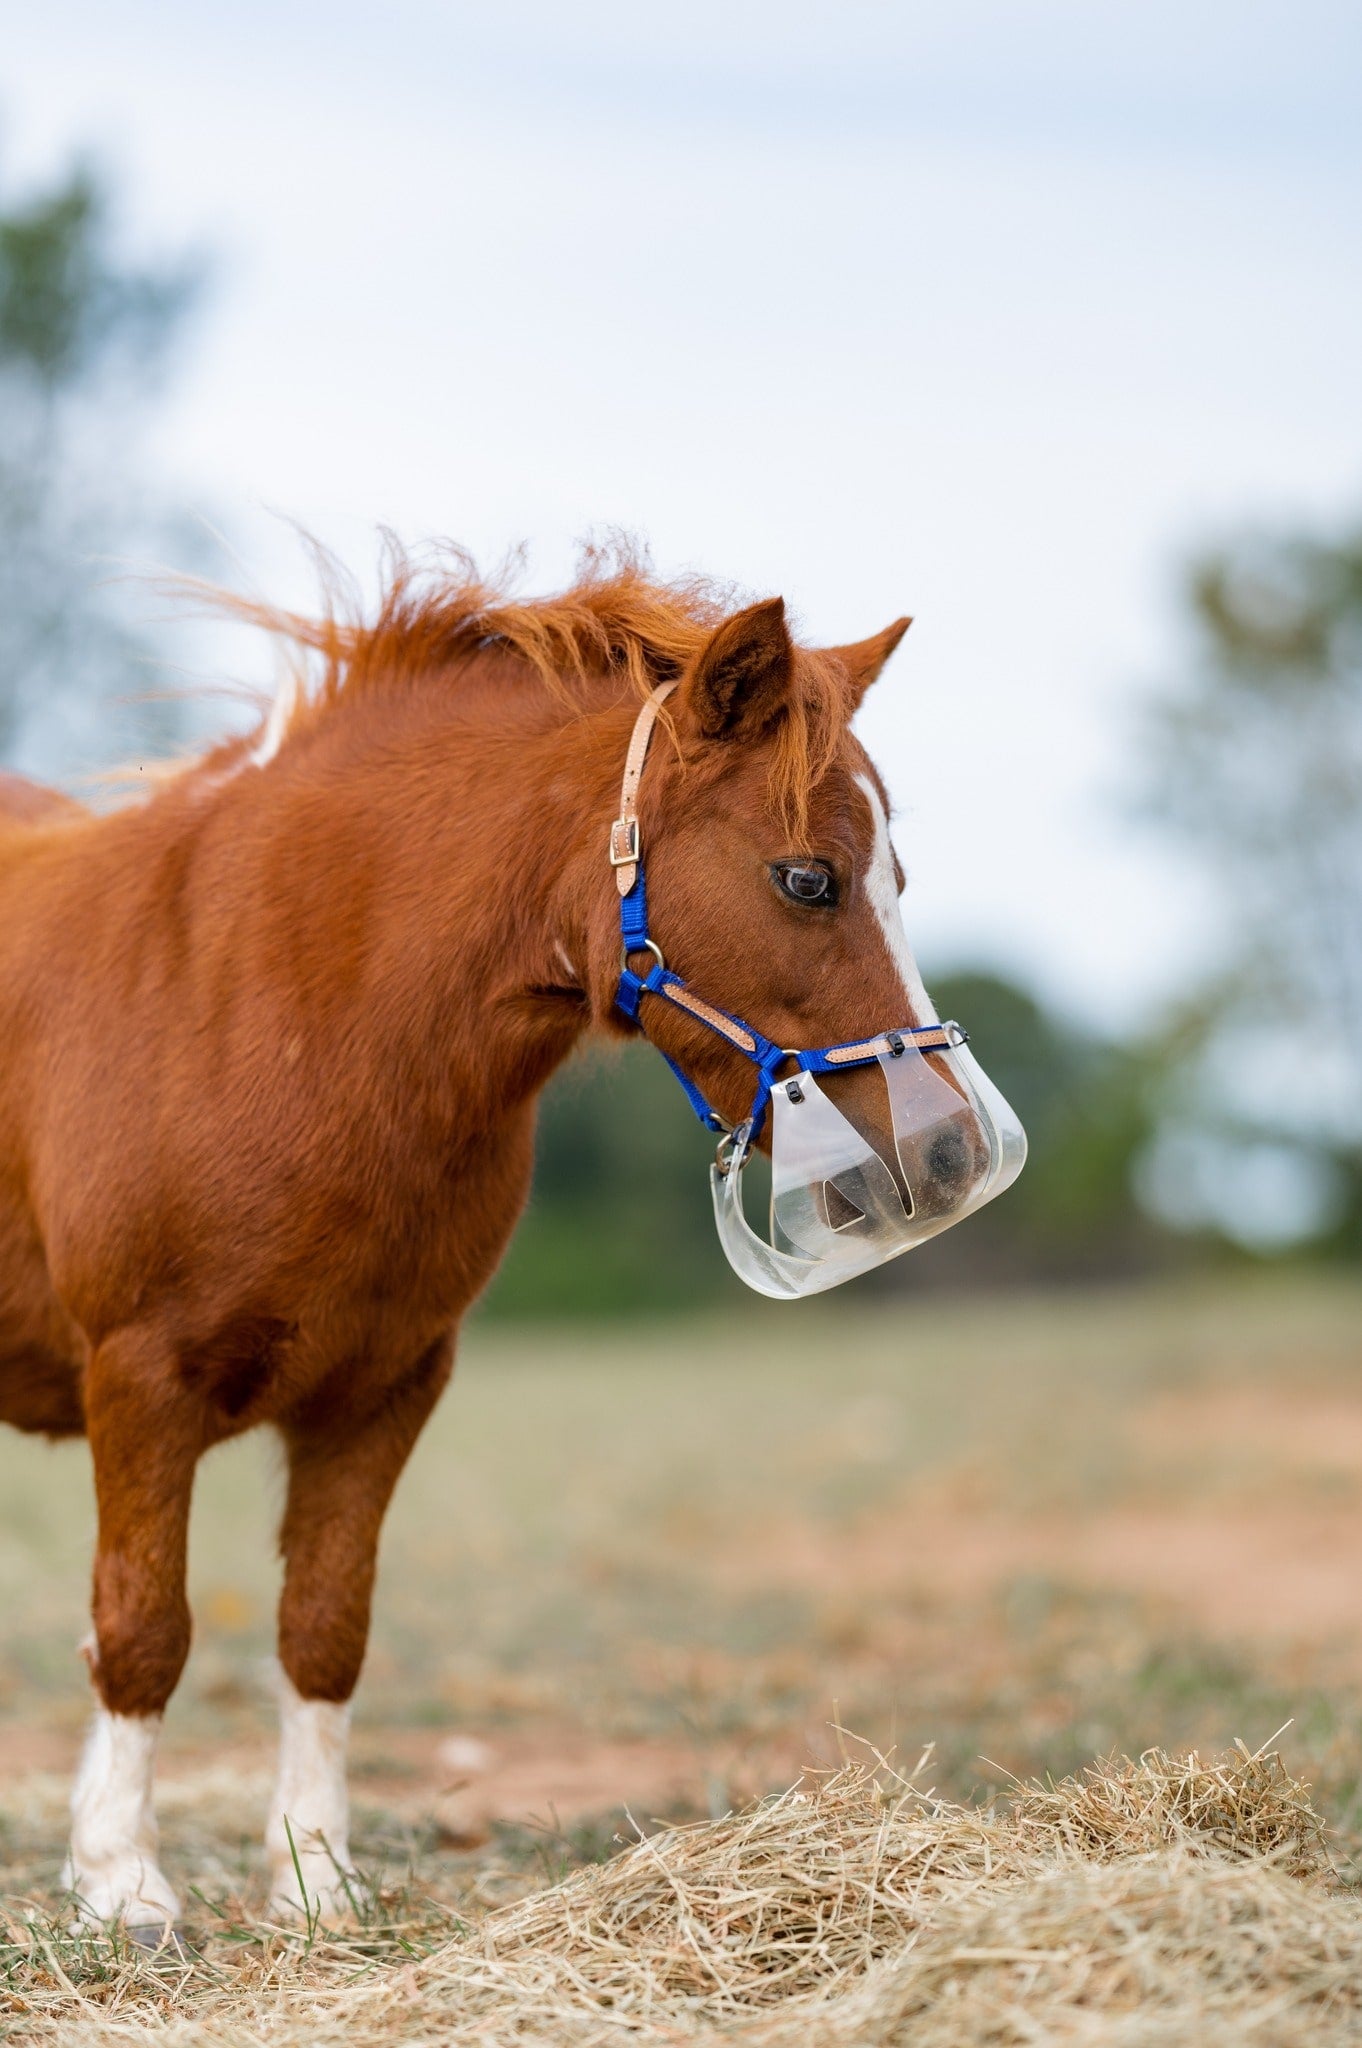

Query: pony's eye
772;861;838;908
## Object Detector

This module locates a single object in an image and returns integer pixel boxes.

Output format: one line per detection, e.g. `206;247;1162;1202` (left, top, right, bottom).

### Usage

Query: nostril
927;1126;972;1186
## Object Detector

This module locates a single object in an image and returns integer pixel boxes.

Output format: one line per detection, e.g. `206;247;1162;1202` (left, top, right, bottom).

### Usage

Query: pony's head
594;596;926;1083
578;595;1023;1293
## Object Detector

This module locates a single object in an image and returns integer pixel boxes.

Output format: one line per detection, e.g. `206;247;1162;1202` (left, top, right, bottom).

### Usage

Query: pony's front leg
65;1328;200;1932
268;1336;453;1919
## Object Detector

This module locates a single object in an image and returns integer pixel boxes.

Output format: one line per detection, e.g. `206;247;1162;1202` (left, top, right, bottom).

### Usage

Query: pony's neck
234;675;632;1126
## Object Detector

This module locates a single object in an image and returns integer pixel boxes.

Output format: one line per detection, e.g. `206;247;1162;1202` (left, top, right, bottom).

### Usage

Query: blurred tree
0;153;202;766
1138;522;1362;1257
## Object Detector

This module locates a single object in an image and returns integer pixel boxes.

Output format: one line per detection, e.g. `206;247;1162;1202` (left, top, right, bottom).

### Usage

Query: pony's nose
926;1122;974;1187
902;1107;988;1215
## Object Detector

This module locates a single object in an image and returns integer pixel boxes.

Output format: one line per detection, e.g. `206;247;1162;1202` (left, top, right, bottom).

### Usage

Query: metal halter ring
621;937;666;973
714;1119;750;1178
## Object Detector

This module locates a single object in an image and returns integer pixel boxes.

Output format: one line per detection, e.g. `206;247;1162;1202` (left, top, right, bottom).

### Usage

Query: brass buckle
608;817;640;867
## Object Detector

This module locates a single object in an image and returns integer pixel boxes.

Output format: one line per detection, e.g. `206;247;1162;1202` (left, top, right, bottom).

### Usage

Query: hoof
62;1852;183;1935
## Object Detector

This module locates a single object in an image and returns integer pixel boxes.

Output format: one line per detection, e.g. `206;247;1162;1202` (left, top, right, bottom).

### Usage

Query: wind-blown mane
193;536;846;837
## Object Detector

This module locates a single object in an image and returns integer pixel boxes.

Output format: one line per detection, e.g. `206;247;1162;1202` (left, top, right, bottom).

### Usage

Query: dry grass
6;1277;1362;2042
3;1741;1358;2045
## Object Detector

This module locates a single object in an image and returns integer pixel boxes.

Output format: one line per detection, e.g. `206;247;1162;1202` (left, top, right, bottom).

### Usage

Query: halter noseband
609;684;962;1142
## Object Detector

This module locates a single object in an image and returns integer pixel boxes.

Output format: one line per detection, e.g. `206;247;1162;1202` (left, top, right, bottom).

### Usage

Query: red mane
186;535;847;838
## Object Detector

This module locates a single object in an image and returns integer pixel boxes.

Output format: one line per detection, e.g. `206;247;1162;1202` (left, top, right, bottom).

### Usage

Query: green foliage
1138;518;1362;1254
0;152;202;763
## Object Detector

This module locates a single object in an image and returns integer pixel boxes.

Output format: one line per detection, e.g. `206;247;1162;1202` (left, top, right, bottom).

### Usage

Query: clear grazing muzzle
711;1027;1027;1299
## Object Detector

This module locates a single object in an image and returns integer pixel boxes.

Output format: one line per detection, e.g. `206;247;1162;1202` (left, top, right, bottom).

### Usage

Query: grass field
4;1273;1362;2040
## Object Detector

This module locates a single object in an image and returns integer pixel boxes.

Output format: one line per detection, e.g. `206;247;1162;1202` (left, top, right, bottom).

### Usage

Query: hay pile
6;1741;1361;2046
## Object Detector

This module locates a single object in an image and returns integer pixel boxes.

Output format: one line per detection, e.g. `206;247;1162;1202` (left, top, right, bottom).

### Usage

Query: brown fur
0;771;84;828
0;545;914;1716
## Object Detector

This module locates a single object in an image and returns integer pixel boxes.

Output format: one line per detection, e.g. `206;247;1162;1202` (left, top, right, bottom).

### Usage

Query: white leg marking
267;1672;355;1919
63;1709;181;1928
855;773;940;1024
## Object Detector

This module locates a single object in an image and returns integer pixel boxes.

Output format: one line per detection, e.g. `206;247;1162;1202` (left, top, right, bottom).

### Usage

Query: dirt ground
4;1273;1362;1892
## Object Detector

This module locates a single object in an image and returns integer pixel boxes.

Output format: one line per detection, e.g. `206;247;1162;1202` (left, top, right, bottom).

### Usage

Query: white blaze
64;1709;181;1928
266;1672;355;1918
854;773;940;1025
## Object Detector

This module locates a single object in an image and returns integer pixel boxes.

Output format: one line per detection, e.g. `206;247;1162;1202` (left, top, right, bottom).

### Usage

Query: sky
6;1;1362;1032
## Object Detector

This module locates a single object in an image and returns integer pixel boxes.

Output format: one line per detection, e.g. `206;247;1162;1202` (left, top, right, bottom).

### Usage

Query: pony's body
0;552;930;1927
0;653;603;1455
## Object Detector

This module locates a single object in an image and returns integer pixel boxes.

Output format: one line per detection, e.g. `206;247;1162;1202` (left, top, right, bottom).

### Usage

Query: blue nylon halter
611;794;959;1143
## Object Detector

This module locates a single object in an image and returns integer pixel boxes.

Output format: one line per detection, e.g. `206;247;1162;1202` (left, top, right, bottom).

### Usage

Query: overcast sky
7;1;1361;1030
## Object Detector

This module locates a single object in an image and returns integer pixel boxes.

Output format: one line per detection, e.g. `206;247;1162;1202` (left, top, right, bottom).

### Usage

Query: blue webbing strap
800;1023;959;1070
616;958;785;1133
659;1050;727;1130
619;872;651;958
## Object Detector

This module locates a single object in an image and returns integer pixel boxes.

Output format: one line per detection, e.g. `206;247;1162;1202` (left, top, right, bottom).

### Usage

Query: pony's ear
679;597;795;740
827;616;912;713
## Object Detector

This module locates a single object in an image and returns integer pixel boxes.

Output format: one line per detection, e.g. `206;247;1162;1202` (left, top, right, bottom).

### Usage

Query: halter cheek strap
609;684;961;1138
608;682;672;895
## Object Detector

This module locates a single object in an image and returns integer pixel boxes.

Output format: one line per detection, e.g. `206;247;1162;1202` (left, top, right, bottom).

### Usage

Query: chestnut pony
0;547;928;1929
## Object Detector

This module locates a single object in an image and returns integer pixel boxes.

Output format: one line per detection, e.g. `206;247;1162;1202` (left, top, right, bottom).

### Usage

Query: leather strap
609;682;677;896
821;1025;956;1063
654;979;759;1054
